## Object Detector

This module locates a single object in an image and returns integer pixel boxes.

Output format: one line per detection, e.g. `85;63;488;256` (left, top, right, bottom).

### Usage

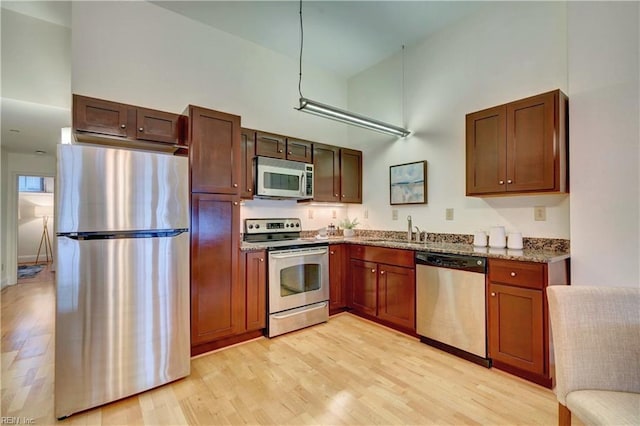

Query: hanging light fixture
294;1;410;138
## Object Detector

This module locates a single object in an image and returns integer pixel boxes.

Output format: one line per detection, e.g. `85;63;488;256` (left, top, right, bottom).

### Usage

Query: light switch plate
364;209;369;219
308;209;314;219
392;209;398;220
534;206;546;221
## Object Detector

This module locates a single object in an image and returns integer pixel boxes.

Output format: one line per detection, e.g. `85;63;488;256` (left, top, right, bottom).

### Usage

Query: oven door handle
270;249;328;259
271;302;328;319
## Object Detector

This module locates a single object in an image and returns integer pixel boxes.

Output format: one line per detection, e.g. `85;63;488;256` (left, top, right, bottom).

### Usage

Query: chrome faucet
414;226;422;242
407;215;412;242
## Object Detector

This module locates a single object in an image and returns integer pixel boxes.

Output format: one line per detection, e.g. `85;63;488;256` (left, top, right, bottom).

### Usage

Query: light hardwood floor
2;273;561;425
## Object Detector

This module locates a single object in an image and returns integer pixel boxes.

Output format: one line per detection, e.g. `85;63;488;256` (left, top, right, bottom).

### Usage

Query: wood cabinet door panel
329;245;346;311
506;91;556;192
340;148;362;203
350;259;378;316
256;132;286;159
74;95;129;138
136;107;181;144
191;194;241;345
313;144;341;202
466;105;507;195
189;106;241;194
488;283;544;375
241;129;256;199
245;250;266;331
286;138;313;163
377;264;415;330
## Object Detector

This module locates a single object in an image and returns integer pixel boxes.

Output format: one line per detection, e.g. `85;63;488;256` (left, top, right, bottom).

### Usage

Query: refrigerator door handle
58;229;189;241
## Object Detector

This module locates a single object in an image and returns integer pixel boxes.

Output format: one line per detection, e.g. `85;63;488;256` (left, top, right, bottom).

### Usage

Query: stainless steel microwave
255;156;314;199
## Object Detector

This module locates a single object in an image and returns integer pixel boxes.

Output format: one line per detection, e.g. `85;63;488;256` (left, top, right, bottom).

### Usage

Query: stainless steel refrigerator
55;144;190;419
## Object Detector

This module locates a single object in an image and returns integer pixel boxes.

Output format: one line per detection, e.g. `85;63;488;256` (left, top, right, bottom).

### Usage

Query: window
18;176;53;193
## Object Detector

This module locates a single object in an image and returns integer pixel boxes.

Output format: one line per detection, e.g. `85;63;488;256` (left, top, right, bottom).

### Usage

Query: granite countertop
240;236;570;263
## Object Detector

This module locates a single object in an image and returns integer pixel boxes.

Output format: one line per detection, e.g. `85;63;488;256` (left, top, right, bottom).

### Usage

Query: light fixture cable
298;0;304;99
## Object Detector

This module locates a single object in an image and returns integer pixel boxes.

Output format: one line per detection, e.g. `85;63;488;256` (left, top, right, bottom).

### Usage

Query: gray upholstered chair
547;286;640;426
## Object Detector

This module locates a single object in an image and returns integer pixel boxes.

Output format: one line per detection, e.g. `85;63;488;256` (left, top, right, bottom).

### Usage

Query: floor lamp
34;206;54;265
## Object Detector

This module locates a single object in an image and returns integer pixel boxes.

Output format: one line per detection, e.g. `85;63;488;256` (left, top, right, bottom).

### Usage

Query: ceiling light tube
297;98;410;138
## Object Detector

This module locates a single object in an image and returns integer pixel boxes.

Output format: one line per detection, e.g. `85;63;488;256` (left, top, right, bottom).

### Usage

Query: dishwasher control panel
415;252;486;273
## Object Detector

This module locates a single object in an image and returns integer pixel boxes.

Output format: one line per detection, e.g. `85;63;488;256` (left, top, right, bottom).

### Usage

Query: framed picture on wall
389;161;427;205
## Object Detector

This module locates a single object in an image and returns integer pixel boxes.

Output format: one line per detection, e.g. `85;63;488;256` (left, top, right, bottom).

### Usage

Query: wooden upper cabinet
73;94;184;145
187;106;241;194
313;143;341;202
466;105;507;194
240;128;256;199
340;148;363;203
285;138;313;163
74;95;129;138
255;132;286;159
466;89;567;196
255;132;312;163
136;107;182;144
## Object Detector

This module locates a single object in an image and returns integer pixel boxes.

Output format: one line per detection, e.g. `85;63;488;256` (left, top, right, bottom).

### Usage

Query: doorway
17;175;55;284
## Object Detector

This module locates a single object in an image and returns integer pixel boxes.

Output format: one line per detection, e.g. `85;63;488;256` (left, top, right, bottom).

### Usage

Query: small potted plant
340;217;359;238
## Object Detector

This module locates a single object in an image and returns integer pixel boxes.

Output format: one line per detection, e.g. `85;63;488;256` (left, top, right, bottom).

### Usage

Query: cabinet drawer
489;259;545;289
349;245;414;268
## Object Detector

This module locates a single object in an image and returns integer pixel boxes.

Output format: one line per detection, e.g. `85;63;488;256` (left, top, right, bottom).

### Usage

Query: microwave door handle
300;173;305;197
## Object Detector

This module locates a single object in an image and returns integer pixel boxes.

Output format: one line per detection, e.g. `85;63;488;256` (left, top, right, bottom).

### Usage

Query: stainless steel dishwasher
415;252;490;367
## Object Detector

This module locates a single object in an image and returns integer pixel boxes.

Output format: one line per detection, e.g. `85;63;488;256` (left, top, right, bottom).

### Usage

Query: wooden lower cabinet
190;194;242;355
244;250;267;332
488;283;544;375
350;259;378;317
348;246;415;332
487;258;569;388
378;264;415;330
329;245;347;314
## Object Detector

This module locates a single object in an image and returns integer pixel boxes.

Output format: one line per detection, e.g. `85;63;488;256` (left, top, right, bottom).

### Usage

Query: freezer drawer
55;233;190;418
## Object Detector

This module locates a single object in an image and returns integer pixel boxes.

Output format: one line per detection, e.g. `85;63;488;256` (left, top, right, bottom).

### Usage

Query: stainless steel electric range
244;218;329;337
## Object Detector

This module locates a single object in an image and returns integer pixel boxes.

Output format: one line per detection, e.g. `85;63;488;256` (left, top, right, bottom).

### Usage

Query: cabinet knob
248;188;252;192
288;151;292;155
233;201;238;206
499;180;505;185
507;179;513;184
278;149;283;153
371;269;376;273
491;292;496;297
334;193;338;197
342;194;346;197
260;258;264;262
120;124;126;129
330;251;335;255
233;183;238;188
138;127;144;132
380;270;385;275
510;272;517;277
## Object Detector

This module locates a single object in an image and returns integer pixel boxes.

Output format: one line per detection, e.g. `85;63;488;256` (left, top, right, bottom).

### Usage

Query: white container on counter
507;232;524;250
473;231;487;247
489;226;506;248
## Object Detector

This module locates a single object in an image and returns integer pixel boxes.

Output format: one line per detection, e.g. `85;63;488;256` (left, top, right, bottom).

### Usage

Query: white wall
71;1;347;145
0;152;56;287
346;2;569;238
18;192;54;263
568;2;639;287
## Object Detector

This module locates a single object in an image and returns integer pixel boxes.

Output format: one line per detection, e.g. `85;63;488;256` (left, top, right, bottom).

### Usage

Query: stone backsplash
300;229;570;252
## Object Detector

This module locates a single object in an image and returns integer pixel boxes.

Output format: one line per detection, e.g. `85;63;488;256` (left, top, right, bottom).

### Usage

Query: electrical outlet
364;209;368;219
446;208;454;221
534;206;546;221
392;209;398;220
308;209;314;219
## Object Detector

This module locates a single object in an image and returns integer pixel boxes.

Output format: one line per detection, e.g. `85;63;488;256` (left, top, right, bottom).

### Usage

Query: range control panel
244;218;301;235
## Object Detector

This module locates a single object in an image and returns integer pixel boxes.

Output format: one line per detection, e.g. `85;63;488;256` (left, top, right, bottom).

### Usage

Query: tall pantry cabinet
187;106;251;356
